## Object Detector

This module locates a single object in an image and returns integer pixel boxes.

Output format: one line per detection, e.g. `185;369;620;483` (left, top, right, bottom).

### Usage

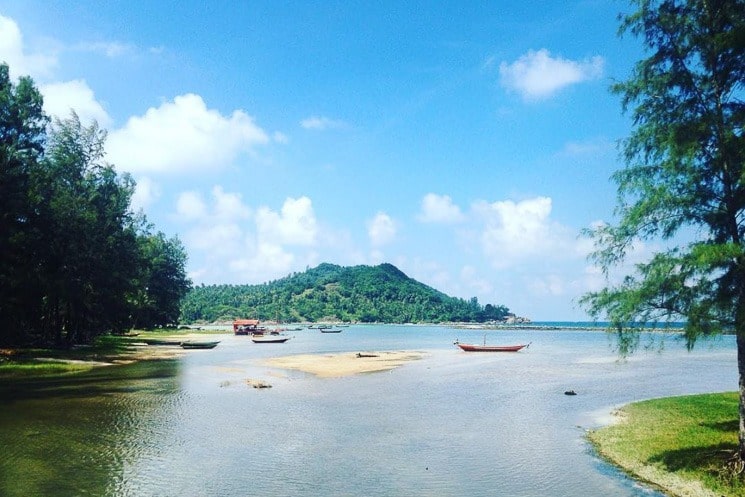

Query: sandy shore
263;351;427;378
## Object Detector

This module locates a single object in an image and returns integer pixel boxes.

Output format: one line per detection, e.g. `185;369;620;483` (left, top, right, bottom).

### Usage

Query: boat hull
251;336;290;343
181;341;220;349
456;343;528;352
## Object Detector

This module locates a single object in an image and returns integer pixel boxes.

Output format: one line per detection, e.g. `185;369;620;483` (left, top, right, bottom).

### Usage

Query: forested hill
180;263;512;324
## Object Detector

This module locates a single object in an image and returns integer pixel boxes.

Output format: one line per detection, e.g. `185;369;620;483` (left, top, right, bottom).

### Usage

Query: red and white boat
454;338;529;352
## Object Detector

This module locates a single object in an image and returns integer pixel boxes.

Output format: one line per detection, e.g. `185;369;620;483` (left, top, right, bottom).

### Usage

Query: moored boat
140;338;182;346
233;319;261;335
180;340;220;349
453;338;530;352
251;335;291;343
319;328;342;333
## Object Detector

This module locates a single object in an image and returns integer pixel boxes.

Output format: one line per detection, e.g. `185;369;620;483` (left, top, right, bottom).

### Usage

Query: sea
0;323;737;497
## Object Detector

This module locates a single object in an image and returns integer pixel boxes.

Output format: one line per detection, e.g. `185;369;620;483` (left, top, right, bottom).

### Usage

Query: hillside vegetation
180;263;512;324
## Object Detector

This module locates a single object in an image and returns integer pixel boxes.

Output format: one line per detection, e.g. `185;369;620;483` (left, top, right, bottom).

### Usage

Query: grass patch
589;392;744;497
0;360;95;377
0;333;146;379
0;328;223;379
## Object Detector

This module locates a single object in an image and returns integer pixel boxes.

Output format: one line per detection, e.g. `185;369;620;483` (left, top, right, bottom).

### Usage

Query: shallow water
0;325;737;496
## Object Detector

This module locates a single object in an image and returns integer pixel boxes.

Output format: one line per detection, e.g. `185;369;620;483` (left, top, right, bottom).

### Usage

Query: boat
180;340;220;349
233;319;261;335
251;334;291;343
453;338;530;352
319;328;342;333
140;338;182;346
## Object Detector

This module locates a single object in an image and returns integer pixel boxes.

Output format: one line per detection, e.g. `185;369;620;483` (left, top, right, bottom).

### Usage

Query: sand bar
263;351;427;378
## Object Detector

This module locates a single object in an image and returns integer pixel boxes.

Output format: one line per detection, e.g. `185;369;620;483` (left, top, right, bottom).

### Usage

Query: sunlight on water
0;326;737;496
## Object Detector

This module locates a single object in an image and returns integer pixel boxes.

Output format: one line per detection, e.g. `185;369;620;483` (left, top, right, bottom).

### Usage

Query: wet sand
263;351;427;378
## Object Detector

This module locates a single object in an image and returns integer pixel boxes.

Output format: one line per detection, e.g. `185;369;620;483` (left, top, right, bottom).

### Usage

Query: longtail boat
251;334;291;343
180;340;220;349
454;338;530;352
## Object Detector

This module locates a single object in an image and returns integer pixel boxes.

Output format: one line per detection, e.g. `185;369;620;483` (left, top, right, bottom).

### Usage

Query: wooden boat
251;334;291;343
233;319;261;335
180;340;220;349
140;338;182;346
454;338;529;352
319;328;342;333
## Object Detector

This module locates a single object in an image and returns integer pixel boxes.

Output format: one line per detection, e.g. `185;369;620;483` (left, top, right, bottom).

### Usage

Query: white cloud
418;193;465;224
300;115;346;130
256;196;317;246
528;274;566;296
460;265;493;295
175;191;321;284
368;212;396;247
212;186;252;221
499;49;604;101
130;176;160;212
176;191;208;220
273;131;289;144
106;93;270;175
41;79;112;127
229;242;295;277
472;196;560;268
0;15;57;80
72;41;133;58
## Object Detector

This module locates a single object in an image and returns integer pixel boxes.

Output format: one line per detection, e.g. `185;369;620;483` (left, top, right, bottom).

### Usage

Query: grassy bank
0;329;218;379
589;393;744;497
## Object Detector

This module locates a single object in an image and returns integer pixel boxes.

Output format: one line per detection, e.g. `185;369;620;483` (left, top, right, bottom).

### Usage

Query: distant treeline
1;63;191;347
180;263;512;324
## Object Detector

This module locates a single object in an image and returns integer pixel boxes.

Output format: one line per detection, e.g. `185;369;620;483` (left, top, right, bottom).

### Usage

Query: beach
263;350;428;378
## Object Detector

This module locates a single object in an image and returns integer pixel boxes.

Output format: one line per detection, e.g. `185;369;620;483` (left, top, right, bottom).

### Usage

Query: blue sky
1;1;652;321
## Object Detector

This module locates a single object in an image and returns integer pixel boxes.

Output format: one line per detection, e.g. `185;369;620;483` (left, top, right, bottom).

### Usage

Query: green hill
180;262;512;324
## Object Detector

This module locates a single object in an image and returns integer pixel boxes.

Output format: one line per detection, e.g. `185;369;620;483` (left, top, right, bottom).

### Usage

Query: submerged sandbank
263;350;427;378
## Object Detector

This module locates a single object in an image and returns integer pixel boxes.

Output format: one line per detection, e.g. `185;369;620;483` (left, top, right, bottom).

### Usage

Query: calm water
0;325;737;497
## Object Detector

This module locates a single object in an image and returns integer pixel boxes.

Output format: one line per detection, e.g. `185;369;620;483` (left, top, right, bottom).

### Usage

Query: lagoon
0;325;737;496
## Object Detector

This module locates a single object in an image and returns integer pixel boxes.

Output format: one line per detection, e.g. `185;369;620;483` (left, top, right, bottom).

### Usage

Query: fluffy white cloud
229;242;295;277
473;196;558;267
175;191;320;284
130;176;160;212
0;15;57;80
300;115;346;130
256;197;318;246
418;193;465;224
212;186;252;222
41;79;112;126
176;191;208;220
499;49;604;100
106;93;270;175
368;212;396;247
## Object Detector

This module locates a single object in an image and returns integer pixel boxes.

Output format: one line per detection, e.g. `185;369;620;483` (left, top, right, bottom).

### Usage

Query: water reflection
0;327;737;497
0;360;182;497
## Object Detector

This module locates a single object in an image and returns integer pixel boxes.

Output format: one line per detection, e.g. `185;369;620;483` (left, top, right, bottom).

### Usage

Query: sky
0;0;654;321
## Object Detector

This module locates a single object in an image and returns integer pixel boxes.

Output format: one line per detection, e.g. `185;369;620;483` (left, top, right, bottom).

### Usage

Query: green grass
0;360;95;377
0;332;147;378
0;328;223;379
589;392;744;497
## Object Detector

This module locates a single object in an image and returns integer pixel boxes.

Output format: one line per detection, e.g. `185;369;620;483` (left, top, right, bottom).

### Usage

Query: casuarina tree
581;0;745;462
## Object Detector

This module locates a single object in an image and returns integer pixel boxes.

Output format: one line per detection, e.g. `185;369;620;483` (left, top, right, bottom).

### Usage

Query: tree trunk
738;330;745;460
